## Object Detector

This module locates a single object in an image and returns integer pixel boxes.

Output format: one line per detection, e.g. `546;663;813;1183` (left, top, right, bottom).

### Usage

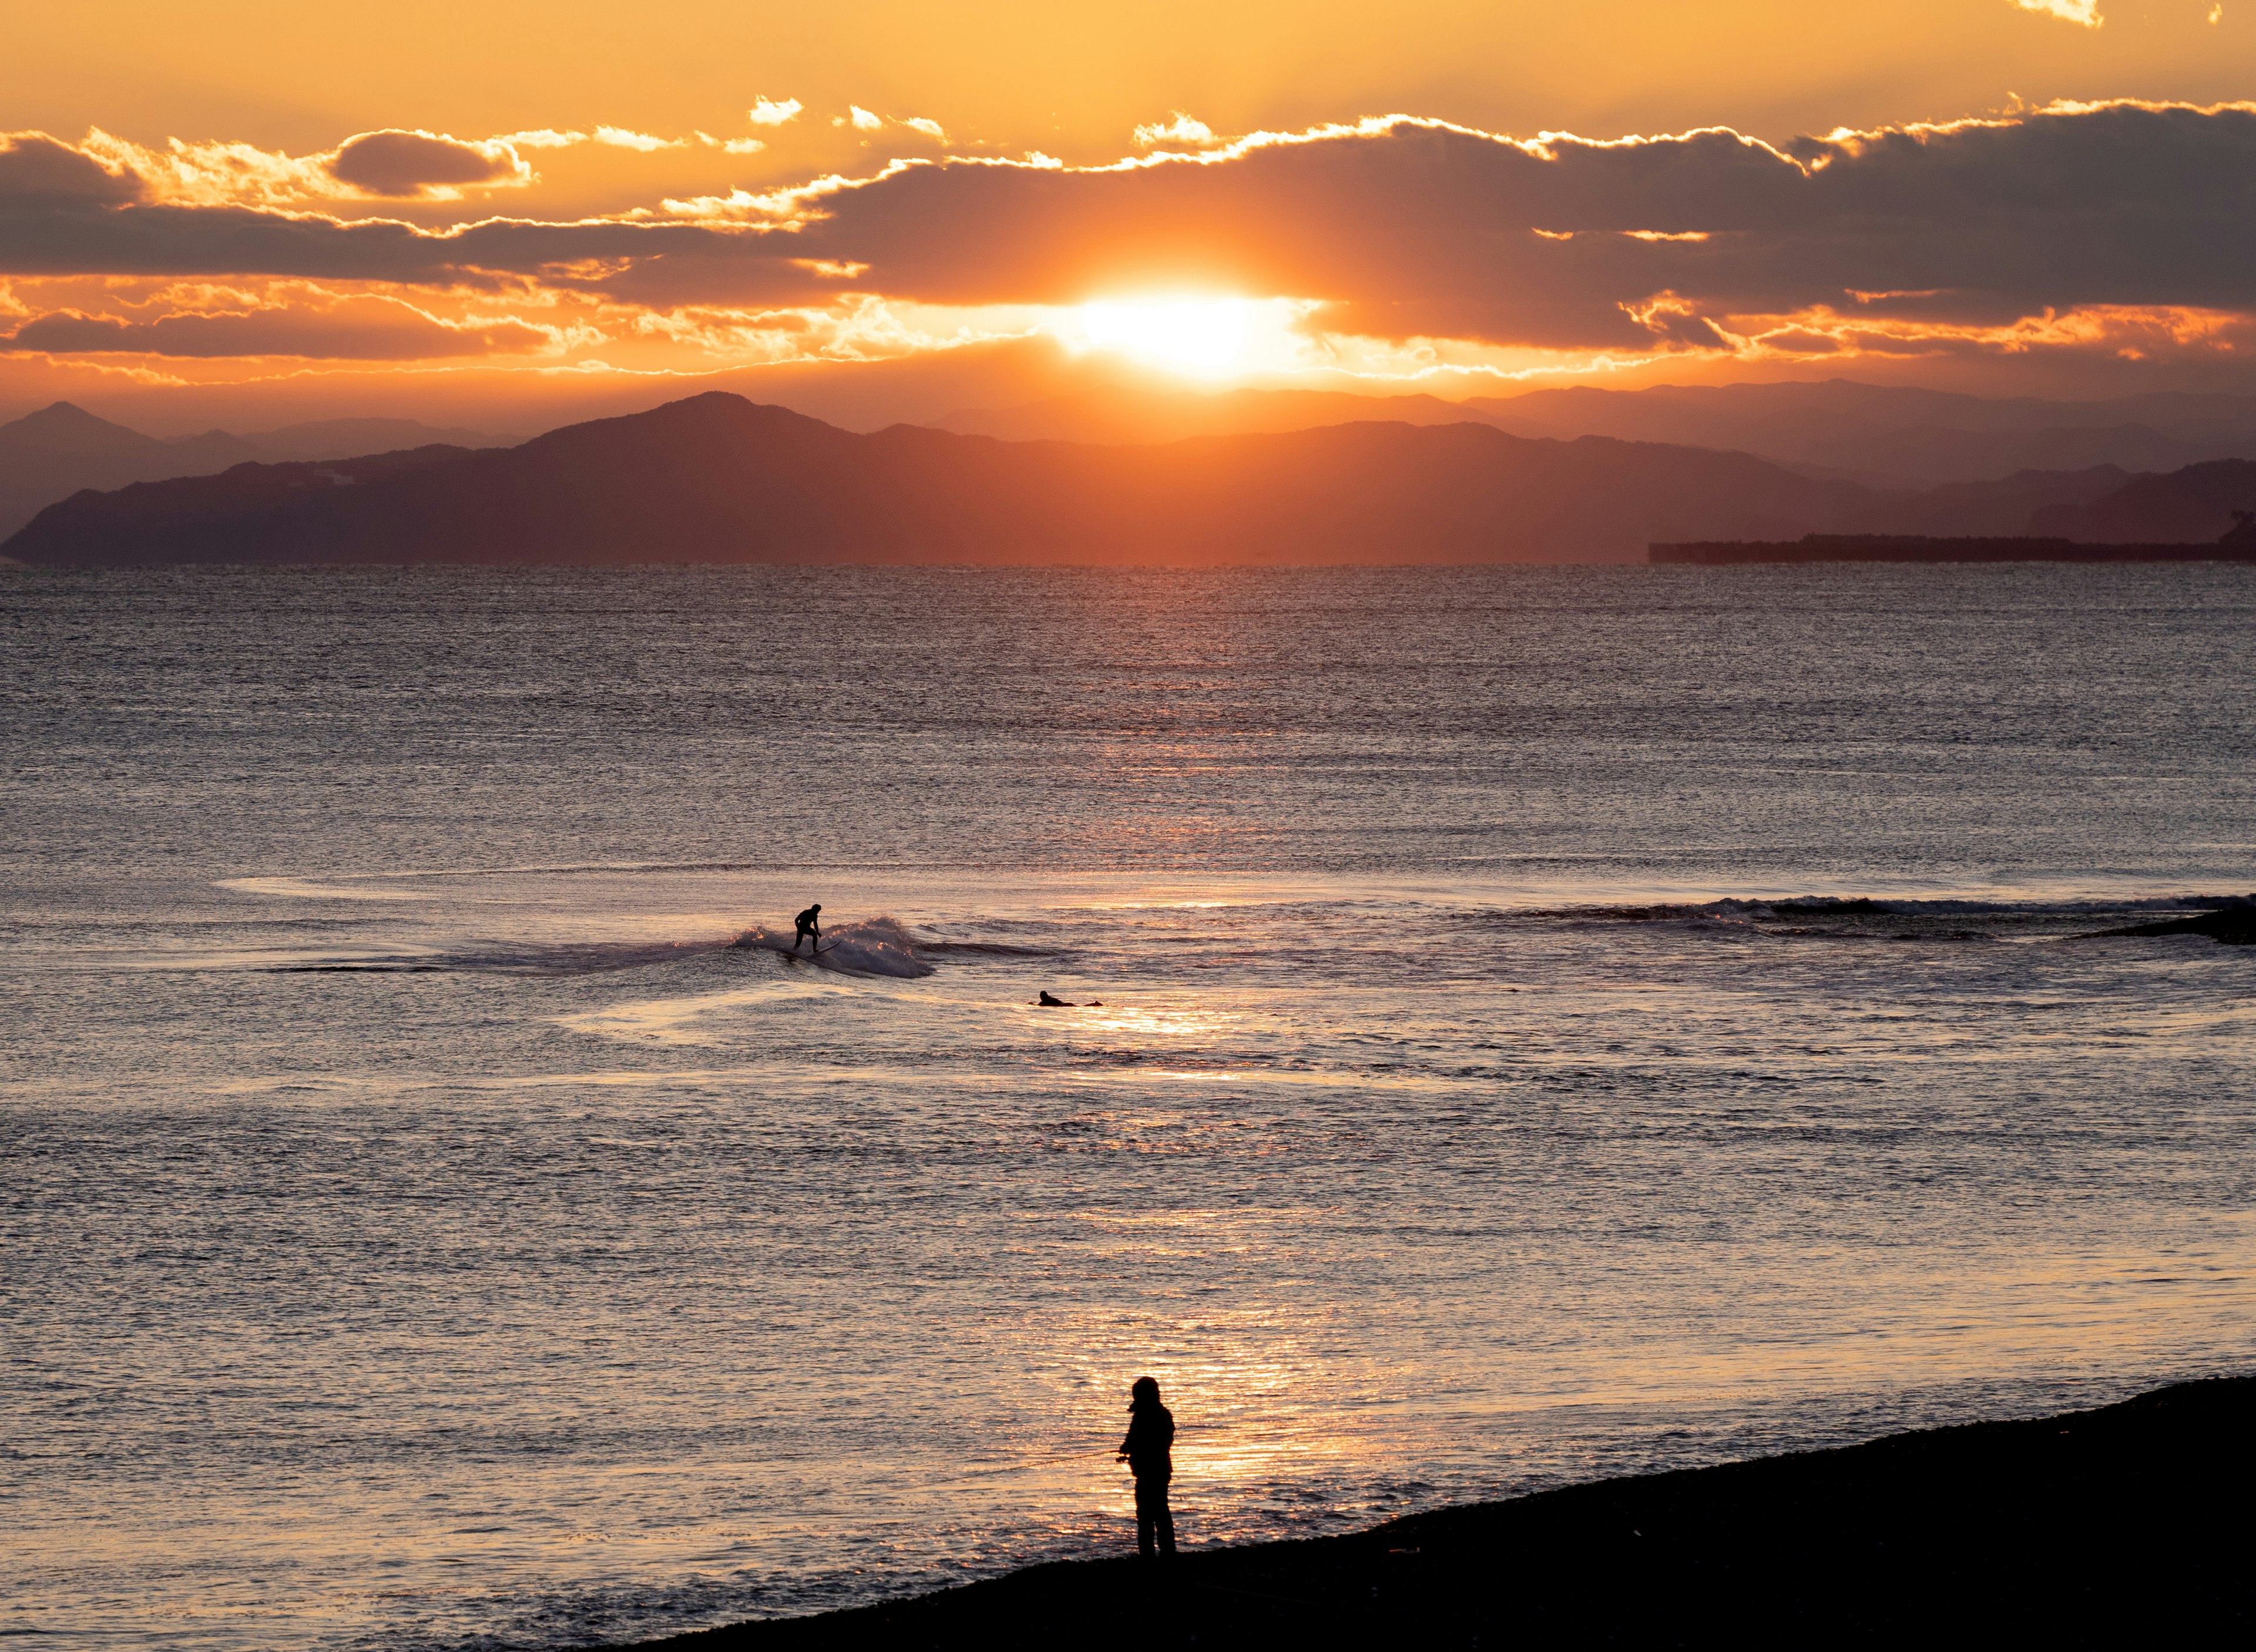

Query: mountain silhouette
0;402;261;539
934;377;2256;488
1829;466;2142;537
934;384;1508;445
1455;381;2256;485
0;401;502;539
236;415;498;461
5;391;1892;567
2027;458;2256;543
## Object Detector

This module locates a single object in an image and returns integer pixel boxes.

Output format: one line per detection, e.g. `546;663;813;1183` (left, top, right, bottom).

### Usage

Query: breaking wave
1513;893;2256;943
733;915;934;978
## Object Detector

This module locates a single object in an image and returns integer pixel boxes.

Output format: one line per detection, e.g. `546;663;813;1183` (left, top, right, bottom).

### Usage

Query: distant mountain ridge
11;392;2250;569
2029;459;2256;542
8;391;1891;568
0;402;502;538
1828;467;2141;538
1462;381;2256;488
235;416;499;460
936;378;2256;488
935;385;1495;446
16;380;2253;556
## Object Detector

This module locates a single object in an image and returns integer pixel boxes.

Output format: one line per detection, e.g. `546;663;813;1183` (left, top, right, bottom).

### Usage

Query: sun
1079;297;1250;372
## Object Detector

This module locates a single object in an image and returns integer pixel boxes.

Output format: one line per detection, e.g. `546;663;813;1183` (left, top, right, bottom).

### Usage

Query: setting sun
1079;297;1250;372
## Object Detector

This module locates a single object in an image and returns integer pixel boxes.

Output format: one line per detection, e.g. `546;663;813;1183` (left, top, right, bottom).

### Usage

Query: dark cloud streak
327;130;524;196
0;199;823;301
0;132;143;204
3;303;550;360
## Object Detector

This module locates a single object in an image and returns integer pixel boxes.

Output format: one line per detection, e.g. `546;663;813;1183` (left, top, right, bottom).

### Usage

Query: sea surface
4;564;2253;1650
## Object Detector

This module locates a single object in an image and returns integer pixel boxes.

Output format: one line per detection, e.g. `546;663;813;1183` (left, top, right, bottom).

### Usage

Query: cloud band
6;101;2256;359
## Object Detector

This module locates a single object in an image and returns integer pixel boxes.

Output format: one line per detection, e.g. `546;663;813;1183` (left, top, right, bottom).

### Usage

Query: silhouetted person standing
1117;1375;1176;1559
792;903;821;954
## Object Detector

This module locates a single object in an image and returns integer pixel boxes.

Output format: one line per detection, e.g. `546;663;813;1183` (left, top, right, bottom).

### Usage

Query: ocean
4;563;2252;1649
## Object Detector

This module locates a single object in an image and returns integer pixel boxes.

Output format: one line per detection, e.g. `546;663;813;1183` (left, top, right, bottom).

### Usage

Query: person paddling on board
792;903;822;955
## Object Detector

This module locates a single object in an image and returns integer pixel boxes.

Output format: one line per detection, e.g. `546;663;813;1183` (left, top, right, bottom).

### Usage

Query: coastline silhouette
1116;1375;1176;1560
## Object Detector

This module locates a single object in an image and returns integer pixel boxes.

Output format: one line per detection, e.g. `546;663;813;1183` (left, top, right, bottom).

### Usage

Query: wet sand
641;1376;2251;1648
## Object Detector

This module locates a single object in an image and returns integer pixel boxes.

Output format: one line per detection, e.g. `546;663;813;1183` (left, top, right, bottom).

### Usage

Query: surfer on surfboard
792;903;822;955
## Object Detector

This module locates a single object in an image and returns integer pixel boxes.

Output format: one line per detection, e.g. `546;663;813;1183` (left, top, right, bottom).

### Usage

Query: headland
1651;529;2256;563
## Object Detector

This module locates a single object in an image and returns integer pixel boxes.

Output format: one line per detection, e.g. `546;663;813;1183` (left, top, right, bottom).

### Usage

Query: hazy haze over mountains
2030;460;2256;544
936;378;2256;489
8;392;1889;568
933;385;1497;448
18;377;2256;556
14;391;2255;569
0;402;503;538
1465;382;2256;488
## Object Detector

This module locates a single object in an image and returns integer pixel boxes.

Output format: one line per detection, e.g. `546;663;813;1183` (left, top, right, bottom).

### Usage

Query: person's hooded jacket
1119;1393;1174;1480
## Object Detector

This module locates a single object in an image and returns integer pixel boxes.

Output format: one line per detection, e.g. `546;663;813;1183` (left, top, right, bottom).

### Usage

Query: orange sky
4;1;2254;431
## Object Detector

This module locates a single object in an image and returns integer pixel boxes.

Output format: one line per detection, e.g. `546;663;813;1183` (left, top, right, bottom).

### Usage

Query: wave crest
734;915;934;978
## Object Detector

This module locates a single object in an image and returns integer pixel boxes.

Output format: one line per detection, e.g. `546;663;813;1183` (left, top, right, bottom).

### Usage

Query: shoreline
641;1376;2252;1648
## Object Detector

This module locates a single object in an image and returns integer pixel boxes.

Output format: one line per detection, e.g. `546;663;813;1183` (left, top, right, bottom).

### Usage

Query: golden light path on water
5;565;2252;1650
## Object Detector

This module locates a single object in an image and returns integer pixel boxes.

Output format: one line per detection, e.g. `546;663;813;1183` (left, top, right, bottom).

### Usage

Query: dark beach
640;1377;2251;1648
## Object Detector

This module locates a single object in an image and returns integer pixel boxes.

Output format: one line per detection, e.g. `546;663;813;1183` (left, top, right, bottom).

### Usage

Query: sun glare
1080;298;1250;372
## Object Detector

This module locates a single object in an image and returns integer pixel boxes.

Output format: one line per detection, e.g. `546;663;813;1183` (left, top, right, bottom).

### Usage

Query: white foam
217;875;424;902
733;914;934;978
